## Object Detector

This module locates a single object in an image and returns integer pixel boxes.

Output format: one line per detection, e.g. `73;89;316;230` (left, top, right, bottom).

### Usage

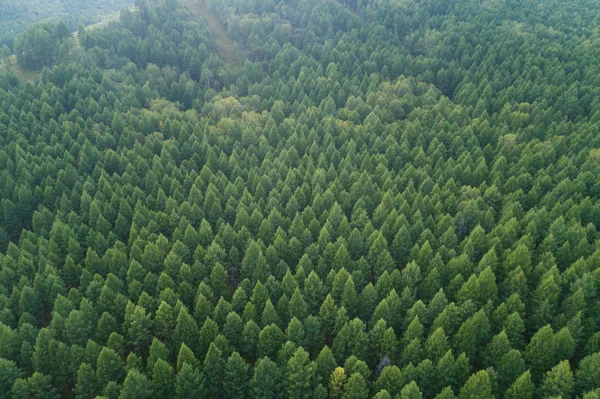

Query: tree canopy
1;0;600;397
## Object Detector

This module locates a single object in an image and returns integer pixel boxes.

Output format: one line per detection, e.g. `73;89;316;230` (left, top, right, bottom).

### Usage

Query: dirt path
183;0;245;66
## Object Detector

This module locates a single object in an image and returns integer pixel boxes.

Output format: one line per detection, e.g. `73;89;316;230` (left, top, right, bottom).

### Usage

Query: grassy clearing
183;0;245;66
0;56;41;82
72;8;133;46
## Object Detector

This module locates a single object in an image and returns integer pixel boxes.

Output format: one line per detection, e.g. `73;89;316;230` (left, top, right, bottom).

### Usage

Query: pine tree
333;319;367;361
288;288;308;321
225;351;250;399
242;320;261;361
524;325;555;380
74;363;97;399
0;358;21;399
124;304;153;356
175;363;203;399
11;372;60;399
576;353;600;396
119;369;152;399
459;370;493;399
342;372;369;399
251;357;283;399
375;366;403;397
223;312;244;350
262;299;281;327
285;347;315;399
319;294;337;338
341;277;358;318
151;359;174;399
504;371;534;399
496;349;526;391
211;263;230;300
177;342;198;370
540;360;573;398
258;324;285;360
154;301;175;342
315;345;337;384
304;271;325;313
329;367;346;399
148;337;170;369
96;347;124;387
203;343;225;398
400;381;423;399
198;318;219;359
425;327;450;361
174;306;199;354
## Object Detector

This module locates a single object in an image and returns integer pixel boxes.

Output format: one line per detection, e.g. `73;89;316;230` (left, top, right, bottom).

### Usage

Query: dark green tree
225;351;250;399
11;372;60;399
151;359;174;399
203;343;225;398
342;372;369;399
251;357;283;399
0;358;21;399
458;370;493;399
119;369;152;399
504;371;534;399
285;347;315;399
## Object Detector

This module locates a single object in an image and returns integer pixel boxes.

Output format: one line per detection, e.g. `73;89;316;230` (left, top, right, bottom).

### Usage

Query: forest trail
183;0;245;66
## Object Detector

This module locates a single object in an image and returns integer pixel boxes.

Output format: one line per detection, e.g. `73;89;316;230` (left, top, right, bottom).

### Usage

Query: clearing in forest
0;55;40;82
183;0;245;66
72;8;135;47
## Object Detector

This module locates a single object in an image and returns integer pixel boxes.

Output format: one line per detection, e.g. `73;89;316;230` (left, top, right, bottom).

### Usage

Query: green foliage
459;370;493;399
285;347;316;399
1;0;600;397
119;369;152;399
175;362;203;399
541;360;574;399
13;22;66;70
11;372;60;399
0;0;133;48
151;359;174;398
225;351;250;398
505;371;534;399
576;353;600;396
0;359;21;399
400;381;423;399
251;357;283;399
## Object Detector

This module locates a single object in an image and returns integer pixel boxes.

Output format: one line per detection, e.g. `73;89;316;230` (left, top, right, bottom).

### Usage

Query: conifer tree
74;363;97;399
540;360;574;398
119;369;152;399
251;357;283;399
203;343;225;398
175;363;203;399
285;347;315;399
151;359;174;399
505;371;534;399
342;372;369;399
459;370;493;399
225;351;250;399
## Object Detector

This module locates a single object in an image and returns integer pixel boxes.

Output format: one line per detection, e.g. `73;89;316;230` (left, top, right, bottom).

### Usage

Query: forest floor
183;0;246;66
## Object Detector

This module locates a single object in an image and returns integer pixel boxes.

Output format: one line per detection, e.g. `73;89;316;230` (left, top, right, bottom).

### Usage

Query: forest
0;0;133;49
1;0;600;397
